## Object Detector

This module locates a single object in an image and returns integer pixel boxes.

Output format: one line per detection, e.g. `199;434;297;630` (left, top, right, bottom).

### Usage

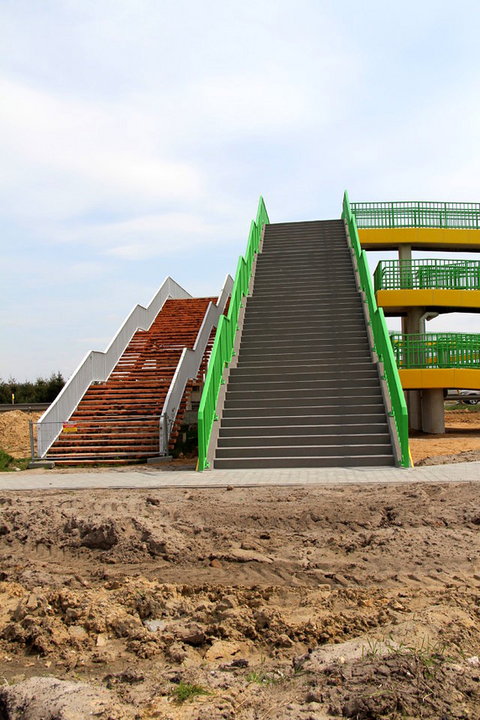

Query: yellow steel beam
399;368;480;389
359;227;480;251
377;288;480;313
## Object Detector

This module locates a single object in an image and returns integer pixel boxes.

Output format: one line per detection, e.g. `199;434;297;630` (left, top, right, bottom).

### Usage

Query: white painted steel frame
37;277;191;457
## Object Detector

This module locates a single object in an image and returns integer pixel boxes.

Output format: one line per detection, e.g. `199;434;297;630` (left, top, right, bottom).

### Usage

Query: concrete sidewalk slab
0;462;479;491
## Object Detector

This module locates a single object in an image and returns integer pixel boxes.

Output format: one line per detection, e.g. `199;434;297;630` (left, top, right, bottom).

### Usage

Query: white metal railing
37;276;191;457
158;274;233;455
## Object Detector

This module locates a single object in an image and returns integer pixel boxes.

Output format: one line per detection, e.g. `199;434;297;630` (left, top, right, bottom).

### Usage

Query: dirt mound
0;676;132;719
0;578;394;663
2;484;480;718
2;483;480;591
312;652;480;719
0;411;41;458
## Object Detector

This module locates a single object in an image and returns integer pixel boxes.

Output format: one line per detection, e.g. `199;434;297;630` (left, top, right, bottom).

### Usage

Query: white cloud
3;0;480;379
0;77;202;222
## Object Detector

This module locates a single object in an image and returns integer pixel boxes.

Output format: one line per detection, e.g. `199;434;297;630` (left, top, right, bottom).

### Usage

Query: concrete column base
421;389;445;434
406;390;422;431
405;307;426;335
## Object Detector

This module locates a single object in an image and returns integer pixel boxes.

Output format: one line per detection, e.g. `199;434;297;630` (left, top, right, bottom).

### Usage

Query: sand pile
0;410;41;458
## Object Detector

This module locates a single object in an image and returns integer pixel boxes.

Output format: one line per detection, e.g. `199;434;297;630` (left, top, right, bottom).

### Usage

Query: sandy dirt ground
0;411;41;459
410;409;480;465
1;482;480;719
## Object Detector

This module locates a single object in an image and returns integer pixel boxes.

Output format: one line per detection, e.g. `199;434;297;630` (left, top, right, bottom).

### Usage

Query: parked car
460;390;480;405
446;390;480;405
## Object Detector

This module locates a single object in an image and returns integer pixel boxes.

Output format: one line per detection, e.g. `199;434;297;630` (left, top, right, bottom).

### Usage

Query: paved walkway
0;462;479;491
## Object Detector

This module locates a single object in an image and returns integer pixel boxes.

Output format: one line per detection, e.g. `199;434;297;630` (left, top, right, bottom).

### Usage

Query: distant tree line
0;372;65;404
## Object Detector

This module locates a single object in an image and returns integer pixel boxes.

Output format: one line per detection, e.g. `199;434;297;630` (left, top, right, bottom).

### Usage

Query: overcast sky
3;0;480;380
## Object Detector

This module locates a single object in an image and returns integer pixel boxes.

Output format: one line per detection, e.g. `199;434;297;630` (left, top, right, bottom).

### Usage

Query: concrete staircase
214;220;395;468
46;298;216;465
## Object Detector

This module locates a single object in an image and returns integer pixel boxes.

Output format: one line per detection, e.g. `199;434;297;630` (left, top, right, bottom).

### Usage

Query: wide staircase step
219;422;390;437
213;219;395;469
215;456;395;469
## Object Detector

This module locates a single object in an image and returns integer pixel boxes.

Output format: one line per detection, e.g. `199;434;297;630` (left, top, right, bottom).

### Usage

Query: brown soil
410;409;480;465
0;411;41;458
1;483;480;718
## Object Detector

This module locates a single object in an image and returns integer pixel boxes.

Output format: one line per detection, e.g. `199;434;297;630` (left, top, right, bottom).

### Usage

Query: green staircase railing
343;192;410;467
197;197;269;470
374;259;480;292
390;333;480;369
351;201;480;230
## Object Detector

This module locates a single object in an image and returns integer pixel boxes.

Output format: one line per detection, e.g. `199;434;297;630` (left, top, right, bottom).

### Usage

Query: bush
0;373;65;404
0;450;29;471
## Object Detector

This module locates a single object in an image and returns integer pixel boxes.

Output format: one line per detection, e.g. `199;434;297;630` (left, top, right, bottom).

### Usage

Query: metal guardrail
351;201;480;230
37;277;192;458
0;403;50;413
390;333;480;369
343;192;410;467
197;197;269;471
158;274;233;455
374;259;480;292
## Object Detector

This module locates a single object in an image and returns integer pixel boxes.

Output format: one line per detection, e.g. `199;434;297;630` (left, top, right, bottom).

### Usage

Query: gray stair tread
218;434;391;447
214;457;395;469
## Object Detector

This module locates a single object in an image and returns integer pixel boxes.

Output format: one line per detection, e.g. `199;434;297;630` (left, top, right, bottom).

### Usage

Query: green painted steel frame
390;333;480;369
351;201;480;230
343;192;410;467
374;259;480;292
197;197;269;471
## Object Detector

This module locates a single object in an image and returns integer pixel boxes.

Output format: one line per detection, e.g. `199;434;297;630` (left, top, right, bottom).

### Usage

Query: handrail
390;332;480;369
37;276;191;457
343;191;410;467
158;274;233;455
197;197;269;470
351;201;480;230
374;259;480;292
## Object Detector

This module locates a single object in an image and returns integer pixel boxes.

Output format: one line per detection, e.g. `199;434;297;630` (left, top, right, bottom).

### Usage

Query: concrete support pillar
421;389;445;434
398;244;412;262
404;307;426;335
399;245;412;332
406;390;422;431
402;305;425;431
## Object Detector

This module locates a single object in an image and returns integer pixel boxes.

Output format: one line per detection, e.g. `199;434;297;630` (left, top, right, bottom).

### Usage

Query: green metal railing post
389;333;480;369
351;200;480;230
197;197;270;470
373;259;480;291
343;191;411;467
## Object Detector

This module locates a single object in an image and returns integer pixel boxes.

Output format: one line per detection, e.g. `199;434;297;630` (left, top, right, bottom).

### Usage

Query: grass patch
246;670;284;685
0;450;29;472
171;682;211;703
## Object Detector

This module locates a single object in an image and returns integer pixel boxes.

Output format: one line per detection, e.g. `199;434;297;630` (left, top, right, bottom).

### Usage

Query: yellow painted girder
377;288;480;311
359;227;480;251
399;368;480;389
